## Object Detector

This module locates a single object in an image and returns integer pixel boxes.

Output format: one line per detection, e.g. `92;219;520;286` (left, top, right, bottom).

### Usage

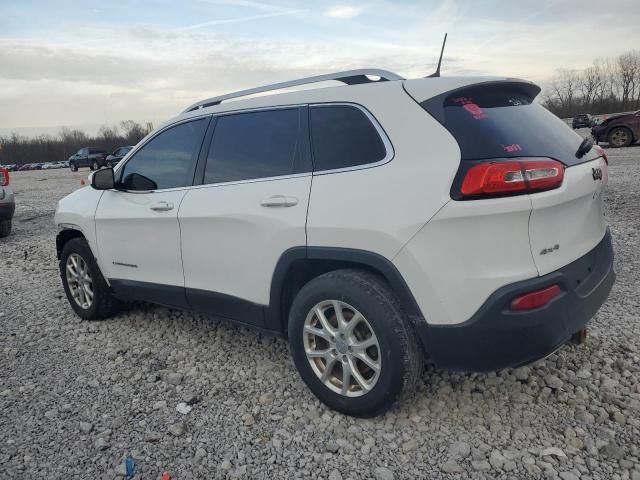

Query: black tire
90;162;97;171
0;219;11;238
288;269;423;417
70;162;78;172
106;161;113;168
608;127;633;148
59;237;119;320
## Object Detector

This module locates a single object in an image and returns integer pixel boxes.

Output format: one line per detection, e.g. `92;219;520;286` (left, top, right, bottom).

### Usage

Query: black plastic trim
110;247;423;337
110;279;190;310
307;247;422;317
187;288;265;327
416;229;615;371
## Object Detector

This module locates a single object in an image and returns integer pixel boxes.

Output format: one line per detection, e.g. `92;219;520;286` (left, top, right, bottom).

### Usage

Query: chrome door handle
150;201;174;211
260;195;299;208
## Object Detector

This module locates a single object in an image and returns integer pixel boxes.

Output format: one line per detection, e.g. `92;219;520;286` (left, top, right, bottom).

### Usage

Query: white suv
55;69;615;416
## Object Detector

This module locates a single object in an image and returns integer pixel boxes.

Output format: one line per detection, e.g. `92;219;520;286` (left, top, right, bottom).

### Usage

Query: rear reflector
0;168;9;186
594;145;608;165
511;284;561;311
458;158;564;199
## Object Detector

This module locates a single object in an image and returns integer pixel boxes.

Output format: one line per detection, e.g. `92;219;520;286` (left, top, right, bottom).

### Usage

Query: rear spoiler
420;80;541;124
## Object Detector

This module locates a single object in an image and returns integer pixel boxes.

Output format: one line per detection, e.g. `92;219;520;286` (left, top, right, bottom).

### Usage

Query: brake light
511;284;561;311
0;168;9;186
457;158;564;199
594;145;608;165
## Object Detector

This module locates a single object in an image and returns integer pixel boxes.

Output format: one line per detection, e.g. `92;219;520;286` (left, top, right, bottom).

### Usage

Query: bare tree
617;51;640;110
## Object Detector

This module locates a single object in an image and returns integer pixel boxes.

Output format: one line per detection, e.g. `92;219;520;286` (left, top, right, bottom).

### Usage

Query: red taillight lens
0;168;9;186
511;284;562;311
594;145;608;165
459;158;564;199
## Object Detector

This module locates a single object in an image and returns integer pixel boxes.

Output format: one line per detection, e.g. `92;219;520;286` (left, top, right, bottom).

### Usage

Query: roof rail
182;69;404;113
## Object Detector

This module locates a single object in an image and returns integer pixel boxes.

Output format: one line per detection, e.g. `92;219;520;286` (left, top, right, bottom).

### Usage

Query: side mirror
92;167;115;190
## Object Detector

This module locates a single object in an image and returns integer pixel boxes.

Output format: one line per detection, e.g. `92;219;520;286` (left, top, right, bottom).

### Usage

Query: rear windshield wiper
575;137;593;159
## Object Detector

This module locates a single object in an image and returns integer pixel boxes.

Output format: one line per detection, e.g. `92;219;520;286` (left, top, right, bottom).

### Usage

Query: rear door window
120;118;208;190
310;105;387;171
421;84;592;166
203;108;305;184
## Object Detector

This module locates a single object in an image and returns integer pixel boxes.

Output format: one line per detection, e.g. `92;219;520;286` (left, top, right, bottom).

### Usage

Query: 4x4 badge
592;167;603;180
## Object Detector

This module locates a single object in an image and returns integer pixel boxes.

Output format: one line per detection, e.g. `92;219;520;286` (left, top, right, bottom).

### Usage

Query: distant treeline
0;121;153;166
542;50;640;118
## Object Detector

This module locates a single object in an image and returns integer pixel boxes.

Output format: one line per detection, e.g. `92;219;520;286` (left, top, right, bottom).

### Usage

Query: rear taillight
455;158;564;200
594;145;608;165
511;284;562;311
0;168;9;186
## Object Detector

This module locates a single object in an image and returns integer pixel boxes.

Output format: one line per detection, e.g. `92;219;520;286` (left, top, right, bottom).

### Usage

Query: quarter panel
394;195;538;325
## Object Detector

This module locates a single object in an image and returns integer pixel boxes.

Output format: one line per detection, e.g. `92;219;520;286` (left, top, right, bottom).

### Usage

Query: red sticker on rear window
452;96;487;119
502;143;523;153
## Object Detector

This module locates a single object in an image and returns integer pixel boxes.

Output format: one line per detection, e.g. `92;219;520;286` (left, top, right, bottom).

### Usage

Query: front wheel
70;163;78;172
59;238;119;320
288;269;423;417
608;127;632;148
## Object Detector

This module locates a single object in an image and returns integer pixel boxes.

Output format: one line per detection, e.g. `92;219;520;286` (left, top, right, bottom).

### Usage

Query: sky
1;0;639;136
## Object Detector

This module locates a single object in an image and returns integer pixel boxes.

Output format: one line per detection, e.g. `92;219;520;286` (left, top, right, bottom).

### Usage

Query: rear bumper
0;189;15;219
417;229;615;371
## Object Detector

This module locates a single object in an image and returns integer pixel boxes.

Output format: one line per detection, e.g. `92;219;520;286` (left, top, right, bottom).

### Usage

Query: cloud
323;5;363;19
183;0;305;30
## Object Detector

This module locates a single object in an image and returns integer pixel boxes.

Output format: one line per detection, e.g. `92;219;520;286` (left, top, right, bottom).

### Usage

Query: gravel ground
1;146;639;480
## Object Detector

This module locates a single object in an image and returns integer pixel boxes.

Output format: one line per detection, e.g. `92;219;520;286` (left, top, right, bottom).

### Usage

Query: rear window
421;85;586;164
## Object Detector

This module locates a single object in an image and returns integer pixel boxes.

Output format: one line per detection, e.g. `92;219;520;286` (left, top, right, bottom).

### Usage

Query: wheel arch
56;227;85;259
608;124;635;142
266;247;424;336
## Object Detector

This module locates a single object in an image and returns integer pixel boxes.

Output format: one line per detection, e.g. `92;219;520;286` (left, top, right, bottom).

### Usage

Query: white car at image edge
54;69;615;416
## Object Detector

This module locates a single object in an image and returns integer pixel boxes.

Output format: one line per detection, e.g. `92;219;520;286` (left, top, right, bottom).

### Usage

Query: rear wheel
288;269;423;417
0;219;11;238
59;238;119;319
90;161;98;171
70;162;78;172
608;127;632;148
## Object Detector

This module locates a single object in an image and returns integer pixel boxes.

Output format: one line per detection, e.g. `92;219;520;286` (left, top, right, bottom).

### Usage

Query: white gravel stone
374;467;394;480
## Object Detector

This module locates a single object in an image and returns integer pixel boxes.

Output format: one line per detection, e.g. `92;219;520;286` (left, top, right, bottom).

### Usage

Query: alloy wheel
303;300;380;397
610;129;629;147
65;253;94;309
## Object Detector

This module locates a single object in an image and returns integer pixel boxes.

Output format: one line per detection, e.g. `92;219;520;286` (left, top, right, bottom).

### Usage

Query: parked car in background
55;69;615;416
572;114;593;129
18;163;36;171
0;167;15;237
592;110;640;147
68;147;108;171
0;164;17;171
103;146;134;167
42;161;66;169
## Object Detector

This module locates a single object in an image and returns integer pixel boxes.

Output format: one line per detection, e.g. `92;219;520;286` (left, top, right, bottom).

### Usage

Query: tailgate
529;155;608;275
